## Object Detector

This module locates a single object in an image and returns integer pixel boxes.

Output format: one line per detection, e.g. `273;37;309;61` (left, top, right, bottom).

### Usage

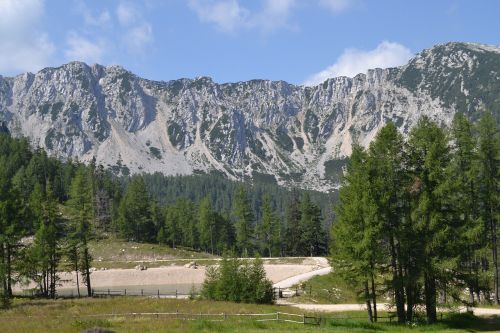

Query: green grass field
87;237;218;269
287;272;360;304
1;297;499;333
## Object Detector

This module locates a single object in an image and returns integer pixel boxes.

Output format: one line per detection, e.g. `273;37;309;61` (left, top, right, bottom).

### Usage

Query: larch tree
67;166;94;297
477;111;499;304
234;186;254;257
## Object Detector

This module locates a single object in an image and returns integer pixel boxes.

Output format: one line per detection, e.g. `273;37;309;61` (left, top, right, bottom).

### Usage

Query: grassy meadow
2;297;499;333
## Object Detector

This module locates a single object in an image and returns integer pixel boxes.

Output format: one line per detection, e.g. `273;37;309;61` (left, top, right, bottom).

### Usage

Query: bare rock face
0;42;499;192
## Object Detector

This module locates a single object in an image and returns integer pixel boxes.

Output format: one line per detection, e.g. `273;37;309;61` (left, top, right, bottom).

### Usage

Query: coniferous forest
0;111;497;318
332;112;499;323
0;128;330;307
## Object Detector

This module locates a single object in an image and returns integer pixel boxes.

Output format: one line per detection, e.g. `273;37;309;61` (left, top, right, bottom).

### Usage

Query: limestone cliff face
1;42;498;191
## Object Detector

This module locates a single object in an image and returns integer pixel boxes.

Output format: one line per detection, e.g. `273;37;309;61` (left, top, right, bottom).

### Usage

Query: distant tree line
0;132;329;307
114;177;328;258
332;112;499;324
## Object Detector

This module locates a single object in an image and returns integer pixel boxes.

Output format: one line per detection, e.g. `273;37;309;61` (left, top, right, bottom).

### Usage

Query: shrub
201;257;274;304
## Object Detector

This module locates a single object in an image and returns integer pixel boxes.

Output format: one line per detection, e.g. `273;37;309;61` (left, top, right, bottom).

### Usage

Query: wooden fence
66;311;321;325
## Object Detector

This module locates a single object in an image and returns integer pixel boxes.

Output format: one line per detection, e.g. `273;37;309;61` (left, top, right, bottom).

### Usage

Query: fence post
157;289;160;299
309;285;312;295
296;286;298;296
175;289;178;299
276;312;279;321
141;289;143;296
124;289;126;296
223;312;226;320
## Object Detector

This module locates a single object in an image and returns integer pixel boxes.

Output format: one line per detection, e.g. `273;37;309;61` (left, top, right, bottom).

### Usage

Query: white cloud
187;0;296;33
76;0;111;27
303;41;413;86
115;2;154;54
124;23;153;54
318;0;354;13
117;2;138;26
251;0;296;32
0;0;55;74
65;32;105;64
187;0;249;33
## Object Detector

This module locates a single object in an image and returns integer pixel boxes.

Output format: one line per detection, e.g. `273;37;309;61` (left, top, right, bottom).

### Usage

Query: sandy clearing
15;263;326;292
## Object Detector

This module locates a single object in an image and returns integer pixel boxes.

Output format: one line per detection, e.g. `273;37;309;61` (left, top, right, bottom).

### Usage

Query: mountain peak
0;42;498;191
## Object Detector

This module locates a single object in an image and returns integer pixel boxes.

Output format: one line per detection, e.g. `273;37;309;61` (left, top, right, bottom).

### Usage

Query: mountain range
0;42;499;192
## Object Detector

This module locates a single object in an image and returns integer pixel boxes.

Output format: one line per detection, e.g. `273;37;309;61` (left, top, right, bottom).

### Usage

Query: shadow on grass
443;313;500;332
326;313;500;332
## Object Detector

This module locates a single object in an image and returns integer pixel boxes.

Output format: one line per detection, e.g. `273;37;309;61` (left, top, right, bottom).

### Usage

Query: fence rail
1;311;321;325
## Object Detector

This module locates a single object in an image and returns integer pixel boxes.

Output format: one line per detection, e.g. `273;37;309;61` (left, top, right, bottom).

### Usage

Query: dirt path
273;267;332;288
278;301;500;316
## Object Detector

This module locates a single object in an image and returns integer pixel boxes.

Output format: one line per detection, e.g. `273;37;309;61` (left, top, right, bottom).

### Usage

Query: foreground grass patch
288;272;359;304
1;298;499;333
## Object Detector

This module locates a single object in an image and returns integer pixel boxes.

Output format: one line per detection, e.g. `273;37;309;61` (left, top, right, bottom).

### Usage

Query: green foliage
0;131;329;304
332;113;500;323
167;122;186;148
234;186;254;257
118;176;154;242
201;257;274;304
149;146;162;159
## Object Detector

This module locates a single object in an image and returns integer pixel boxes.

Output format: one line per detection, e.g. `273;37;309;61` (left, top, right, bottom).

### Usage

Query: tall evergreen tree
446;114;485;304
67;166;94;297
299;193;325;257
258;194;280;257
477;111;499;304
407;116;451;323
199;196;216;254
367;122;410;322
233;186;254;257
119;176;153;242
332;145;379;322
285;190;302;256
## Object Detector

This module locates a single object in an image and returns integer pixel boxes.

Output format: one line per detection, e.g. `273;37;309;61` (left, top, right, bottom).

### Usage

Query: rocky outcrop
0;42;498;191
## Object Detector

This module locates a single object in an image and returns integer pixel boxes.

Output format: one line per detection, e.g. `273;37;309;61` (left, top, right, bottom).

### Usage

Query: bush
201;257;274;304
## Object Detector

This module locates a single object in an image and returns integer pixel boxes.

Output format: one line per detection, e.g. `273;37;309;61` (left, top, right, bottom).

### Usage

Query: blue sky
0;0;499;85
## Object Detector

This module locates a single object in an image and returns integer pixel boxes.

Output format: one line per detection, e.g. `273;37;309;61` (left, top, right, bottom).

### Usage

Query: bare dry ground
14;257;330;295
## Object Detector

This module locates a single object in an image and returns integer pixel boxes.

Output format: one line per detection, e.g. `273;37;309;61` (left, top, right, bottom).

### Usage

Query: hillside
0;42;499;191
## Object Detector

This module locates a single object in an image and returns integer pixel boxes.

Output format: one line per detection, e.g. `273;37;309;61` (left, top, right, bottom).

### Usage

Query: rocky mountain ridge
0;42;499;192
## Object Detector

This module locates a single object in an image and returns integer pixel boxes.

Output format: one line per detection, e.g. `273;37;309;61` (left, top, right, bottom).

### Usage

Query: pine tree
285;190;302;256
233;186;254;257
407;116;450;323
67;166;94;297
477;111;499;304
332;144;378;322
198;196;216;254
299;193;325;257
258;194;279;257
119;176;153;242
446;113;484;304
367;122;409;322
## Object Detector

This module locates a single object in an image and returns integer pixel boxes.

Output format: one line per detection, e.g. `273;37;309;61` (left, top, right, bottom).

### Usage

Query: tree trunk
84;247;92;297
6;243;12;297
371;270;378;322
406;282;414;323
492;219;499;305
424;271;437;323
390;236;405;323
1;243;8;300
364;280;373;323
